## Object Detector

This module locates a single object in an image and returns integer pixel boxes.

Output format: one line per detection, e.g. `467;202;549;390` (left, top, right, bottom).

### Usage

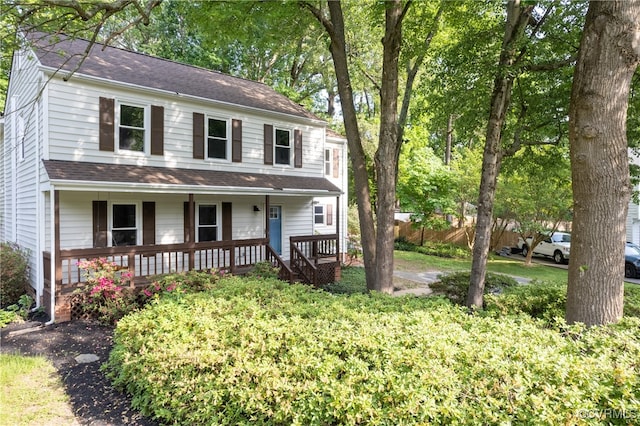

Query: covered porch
43;233;340;321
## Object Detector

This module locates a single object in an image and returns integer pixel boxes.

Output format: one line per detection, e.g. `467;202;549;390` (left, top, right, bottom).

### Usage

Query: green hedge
105;277;640;425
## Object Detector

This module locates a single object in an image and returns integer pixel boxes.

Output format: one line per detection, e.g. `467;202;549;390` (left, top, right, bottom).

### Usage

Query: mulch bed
1;319;158;426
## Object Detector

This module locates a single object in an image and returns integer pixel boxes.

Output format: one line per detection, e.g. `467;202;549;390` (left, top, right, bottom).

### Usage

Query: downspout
45;186;56;325
34;96;42;310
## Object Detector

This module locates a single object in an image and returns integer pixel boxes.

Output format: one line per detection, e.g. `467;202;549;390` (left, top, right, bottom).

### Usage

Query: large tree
303;1;444;293
566;0;640;326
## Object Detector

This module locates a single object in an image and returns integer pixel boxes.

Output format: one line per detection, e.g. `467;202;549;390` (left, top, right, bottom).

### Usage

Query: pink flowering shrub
75;258;138;325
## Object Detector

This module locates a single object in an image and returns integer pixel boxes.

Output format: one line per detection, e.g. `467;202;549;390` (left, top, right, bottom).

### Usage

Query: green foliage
397;146;456;230
485;281;567;324
0;242;30;308
430;271;519;305
322;267;367;295
394;238;471;259
486;282;640;326
245;262;281;280
74;258;138;325
144;270;223;299
105;276;640;425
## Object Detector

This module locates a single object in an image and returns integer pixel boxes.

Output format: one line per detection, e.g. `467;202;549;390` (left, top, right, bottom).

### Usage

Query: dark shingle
43;160;341;194
29;33;321;122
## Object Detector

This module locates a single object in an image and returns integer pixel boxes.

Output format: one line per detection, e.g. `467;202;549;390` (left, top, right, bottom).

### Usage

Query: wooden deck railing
43;235;340;304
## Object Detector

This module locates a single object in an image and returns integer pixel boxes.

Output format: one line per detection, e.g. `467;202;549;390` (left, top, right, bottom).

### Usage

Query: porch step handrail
290;244;317;286
265;244;294;283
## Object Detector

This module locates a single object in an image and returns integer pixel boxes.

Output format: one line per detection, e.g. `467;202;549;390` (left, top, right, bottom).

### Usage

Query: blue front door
269;206;282;254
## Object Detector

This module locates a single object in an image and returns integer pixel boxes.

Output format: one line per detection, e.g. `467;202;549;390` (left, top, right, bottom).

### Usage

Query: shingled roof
27;32;321;122
43;160;341;195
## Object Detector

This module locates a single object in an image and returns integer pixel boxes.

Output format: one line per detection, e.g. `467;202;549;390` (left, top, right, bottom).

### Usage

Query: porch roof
43;160;342;196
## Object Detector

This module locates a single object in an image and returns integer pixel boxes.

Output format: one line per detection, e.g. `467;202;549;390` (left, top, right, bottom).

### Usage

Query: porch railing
44;235;338;289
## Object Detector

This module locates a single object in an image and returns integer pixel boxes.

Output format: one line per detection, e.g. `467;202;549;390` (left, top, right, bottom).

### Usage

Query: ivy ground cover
105;276;640;425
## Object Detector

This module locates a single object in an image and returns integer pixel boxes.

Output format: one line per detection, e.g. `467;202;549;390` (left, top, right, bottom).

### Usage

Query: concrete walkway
392;270;531;297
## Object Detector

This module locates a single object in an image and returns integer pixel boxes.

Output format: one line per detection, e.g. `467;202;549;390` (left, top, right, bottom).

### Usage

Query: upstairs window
112;204;137;246
275;128;291;165
119;104;145;152
324;149;331;175
198;204;218;242
207;118;228;160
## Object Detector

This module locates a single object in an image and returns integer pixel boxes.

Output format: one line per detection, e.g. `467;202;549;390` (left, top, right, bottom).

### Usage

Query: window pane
121;105;144;127
113;205;136;228
119;128;144;151
198;227;217;242
199;205;217;225
275;146;290;165
112;230;137;246
208;138;226;159
275;129;290;147
208;119;226;138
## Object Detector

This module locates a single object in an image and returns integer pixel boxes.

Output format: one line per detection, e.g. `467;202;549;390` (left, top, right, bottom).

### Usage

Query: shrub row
0;242;30;308
394;238;471;259
105;277;640;425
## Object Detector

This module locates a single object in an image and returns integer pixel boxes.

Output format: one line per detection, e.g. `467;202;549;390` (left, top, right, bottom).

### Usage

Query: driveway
505;253;640;285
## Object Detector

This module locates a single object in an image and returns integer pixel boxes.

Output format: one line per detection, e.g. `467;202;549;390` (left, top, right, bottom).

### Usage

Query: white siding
45;77;326;178
2;48;46;291
57;192;316;259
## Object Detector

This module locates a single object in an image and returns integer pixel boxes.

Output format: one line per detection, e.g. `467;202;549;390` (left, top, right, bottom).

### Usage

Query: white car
518;232;571;264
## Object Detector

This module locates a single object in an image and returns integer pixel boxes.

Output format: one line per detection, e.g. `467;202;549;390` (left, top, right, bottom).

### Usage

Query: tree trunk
320;1;378;289
566;0;640;326
374;0;404;294
467;0;533;308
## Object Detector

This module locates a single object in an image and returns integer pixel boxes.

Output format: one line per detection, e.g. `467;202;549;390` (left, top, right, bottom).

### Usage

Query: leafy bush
143;270;223;300
105;277;640;426
245;261;281;280
429;271;519;305
486;281;640;325
322;266;367;295
486;281;567;323
624;284;640;318
394;238;471;259
0;242;30;308
393;236;416;252
73;258;138;325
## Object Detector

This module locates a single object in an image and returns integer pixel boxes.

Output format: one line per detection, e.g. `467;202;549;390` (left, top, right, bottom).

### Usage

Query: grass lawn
0;354;78;425
394;249;568;282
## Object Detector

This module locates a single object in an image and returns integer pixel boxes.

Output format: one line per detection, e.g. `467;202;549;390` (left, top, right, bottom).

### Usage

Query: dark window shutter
142;202;156;245
294;129;302;168
222;202;232;241
232;119;242;163
264;124;273;165
92;200;108;247
193;112;205;159
151;105;164;155
326;203;333;226
99;97;114;152
333;148;340;178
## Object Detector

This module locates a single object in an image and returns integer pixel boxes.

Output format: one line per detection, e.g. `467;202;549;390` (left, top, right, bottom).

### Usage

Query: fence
395;222;520;251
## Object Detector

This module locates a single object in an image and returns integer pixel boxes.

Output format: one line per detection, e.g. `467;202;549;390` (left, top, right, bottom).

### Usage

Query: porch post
265;195;270;240
188;194;195;270
336;195;340;263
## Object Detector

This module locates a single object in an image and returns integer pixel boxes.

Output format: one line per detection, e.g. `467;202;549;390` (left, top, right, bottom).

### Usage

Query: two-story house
1;32;348;322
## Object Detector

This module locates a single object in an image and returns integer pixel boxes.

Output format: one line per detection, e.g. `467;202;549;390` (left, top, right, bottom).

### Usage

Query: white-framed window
111;203;139;246
324;149;331;176
207;117;229;160
275;128;291;165
118;103;147;152
197;204;219;242
314;205;325;225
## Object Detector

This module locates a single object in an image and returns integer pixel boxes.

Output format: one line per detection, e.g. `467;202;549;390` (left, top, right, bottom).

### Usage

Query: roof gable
27;32;321;122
